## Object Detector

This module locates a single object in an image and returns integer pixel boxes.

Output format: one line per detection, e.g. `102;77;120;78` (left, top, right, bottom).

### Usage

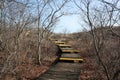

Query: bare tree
100;0;120;38
99;1;120;79
0;0;71;79
74;0;120;80
0;0;34;77
35;0;69;65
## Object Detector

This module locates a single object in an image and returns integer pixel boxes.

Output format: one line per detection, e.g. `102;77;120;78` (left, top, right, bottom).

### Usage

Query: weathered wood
37;39;82;80
37;62;81;80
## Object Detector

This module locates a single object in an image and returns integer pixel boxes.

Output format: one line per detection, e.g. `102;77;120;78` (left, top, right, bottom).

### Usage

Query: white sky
53;0;115;33
53;0;84;33
54;15;84;33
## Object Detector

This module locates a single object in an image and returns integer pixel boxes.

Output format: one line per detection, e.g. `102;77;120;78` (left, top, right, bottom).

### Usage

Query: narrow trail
37;39;83;80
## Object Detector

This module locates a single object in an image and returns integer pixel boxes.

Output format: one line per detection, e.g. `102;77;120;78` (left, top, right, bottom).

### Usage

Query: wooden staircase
37;38;83;80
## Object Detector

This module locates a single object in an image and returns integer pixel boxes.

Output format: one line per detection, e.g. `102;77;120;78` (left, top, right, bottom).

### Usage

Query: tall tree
35;0;69;65
74;0;120;80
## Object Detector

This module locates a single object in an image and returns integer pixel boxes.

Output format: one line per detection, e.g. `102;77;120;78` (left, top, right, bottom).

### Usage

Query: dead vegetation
62;27;120;80
0;28;59;80
0;0;69;79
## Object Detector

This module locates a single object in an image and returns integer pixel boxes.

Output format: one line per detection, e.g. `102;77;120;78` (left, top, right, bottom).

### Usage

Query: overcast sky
53;0;113;33
53;1;84;33
54;15;84;33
